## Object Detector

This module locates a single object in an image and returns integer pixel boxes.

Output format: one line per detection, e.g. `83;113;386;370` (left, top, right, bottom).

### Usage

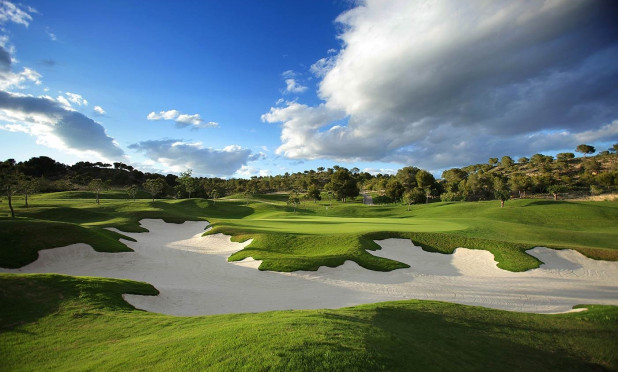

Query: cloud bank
264;0;618;169
128;139;254;176
0;91;124;159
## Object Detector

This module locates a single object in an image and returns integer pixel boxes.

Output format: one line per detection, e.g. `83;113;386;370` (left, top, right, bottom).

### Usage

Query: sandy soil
2;219;617;316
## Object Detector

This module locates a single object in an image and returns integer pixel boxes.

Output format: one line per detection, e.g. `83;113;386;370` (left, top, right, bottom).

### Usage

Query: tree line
1;144;617;217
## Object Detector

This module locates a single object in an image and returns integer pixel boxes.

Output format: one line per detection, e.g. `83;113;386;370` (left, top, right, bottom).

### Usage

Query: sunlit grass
0;273;615;371
1;192;617;271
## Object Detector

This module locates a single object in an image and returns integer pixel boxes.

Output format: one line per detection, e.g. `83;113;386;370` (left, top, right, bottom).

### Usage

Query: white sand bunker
2;219;617;316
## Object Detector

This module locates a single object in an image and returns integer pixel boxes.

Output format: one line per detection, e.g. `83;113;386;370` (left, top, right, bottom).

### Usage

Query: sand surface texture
3;219;617;316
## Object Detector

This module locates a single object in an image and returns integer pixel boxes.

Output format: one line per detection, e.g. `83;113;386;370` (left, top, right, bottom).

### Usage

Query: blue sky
0;0;617;177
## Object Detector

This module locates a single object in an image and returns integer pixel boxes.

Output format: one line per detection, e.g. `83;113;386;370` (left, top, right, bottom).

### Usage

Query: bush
372;195;393;204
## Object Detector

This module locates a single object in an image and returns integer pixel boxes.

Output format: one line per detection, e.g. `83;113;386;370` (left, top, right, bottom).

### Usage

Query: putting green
220;216;465;234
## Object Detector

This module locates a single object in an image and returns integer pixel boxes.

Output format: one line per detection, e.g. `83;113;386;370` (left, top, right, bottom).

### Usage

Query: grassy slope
208;196;618;271
1;192;617;271
1;274;616;371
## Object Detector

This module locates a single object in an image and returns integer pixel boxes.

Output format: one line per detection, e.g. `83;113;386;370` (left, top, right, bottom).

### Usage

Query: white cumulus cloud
264;0;618;170
128;139;254;176
93;105;106;115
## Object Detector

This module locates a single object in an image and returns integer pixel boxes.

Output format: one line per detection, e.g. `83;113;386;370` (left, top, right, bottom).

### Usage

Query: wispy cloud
147;109;218;129
93;105;106;115
0;1;34;27
284;78;307;93
65;92;87;106
45;28;57;41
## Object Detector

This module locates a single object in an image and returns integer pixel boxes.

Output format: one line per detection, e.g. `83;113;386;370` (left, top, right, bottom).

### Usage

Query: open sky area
0;0;617;178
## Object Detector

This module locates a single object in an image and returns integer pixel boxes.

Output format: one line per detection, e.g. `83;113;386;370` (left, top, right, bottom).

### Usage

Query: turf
1;192;617;271
0;274;616;371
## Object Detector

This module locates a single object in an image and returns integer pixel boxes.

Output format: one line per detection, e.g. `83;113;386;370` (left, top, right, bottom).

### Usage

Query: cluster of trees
2;144;618;217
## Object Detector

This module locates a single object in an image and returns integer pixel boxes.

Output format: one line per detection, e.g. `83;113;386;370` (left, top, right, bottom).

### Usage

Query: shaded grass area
1;274;616;371
0;219;135;268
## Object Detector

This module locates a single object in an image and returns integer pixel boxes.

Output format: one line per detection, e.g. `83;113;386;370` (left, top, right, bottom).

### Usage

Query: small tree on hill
402;188;426;210
210;188;220;206
493;177;510;208
556;152;575;162
327;168;359;202
287;191;300;212
18;176;39;208
306;184;321;203
88;178;109;205
501;156;514;168
576;144;595;158
143;178;166;202
415;170;435;190
547;184;567;201
178;169;198;199
0;159;18;218
126;184;138;200
385;178;405;202
488;158;498;166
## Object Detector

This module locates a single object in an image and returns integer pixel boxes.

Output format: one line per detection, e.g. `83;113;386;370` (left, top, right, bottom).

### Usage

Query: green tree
518;157;529;164
0;159;18;218
500;156;514;168
508;173;532;198
126;184;138;200
178;169;198;198
583;158;601;174
493;177;510;208
488;158;498;166
210;188;220;206
547;184;567;201
396;166;419;190
402;188;426;210
18;176;39;208
556;152;575;162
441;168;467;192
385;179;404;202
306;184;321;203
88;178;108;205
143;178;166;202
287;191;300;212
576;144;595;158
327;168;359;202
415;170;435;189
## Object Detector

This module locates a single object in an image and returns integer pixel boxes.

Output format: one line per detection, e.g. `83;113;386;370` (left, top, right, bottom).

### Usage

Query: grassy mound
1;274;616;371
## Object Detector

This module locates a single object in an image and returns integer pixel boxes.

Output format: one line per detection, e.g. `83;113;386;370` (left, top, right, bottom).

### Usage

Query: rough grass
0;274;616;371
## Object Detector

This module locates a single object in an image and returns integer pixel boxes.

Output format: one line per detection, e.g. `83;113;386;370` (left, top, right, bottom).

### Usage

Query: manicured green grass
1;274;616;371
1;192;617;271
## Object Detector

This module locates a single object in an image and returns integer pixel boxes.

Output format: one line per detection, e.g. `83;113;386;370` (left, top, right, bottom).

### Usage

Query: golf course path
2;219;617;316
